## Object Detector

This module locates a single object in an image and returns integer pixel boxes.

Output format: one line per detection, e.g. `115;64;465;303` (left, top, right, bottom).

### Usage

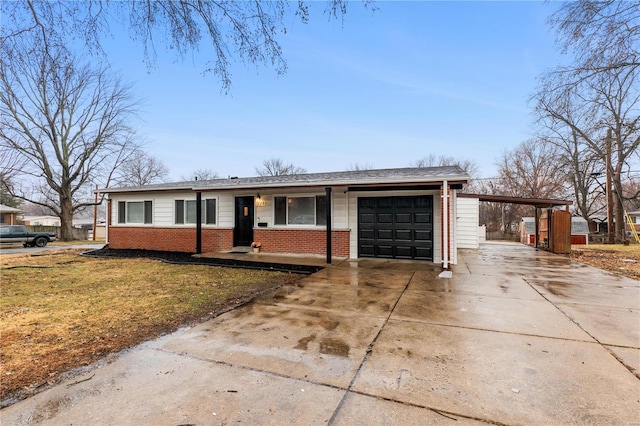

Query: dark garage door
358;196;433;260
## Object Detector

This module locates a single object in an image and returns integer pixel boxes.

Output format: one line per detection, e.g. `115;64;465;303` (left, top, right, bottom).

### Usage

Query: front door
234;196;254;246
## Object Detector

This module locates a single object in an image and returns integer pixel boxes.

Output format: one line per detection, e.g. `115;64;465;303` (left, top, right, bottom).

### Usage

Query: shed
521;216;590;246
571;217;589;245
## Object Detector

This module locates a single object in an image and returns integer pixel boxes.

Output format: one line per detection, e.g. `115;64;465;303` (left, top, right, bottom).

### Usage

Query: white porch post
442;180;449;270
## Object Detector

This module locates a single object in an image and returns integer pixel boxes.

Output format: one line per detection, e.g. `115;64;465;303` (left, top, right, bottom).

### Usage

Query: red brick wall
108;226;349;256
109;227;233;253
253;229;350;257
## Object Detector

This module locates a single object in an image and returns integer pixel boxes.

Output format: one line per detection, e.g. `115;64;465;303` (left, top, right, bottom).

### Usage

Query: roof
0;204;21;213
101;166;470;194
628;210;640;216
458;193;572;208
521;216;589;234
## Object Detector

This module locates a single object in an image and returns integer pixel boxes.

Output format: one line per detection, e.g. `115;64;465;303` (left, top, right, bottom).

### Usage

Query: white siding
218;193;235;227
456;197;479;249
250;188;348;230
110;191;228;228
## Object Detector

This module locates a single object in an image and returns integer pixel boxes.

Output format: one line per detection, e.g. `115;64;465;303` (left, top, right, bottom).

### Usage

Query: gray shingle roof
0;204;21;213
103;166;469;193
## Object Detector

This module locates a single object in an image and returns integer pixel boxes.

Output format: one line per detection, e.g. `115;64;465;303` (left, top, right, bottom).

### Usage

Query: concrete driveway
2;242;638;425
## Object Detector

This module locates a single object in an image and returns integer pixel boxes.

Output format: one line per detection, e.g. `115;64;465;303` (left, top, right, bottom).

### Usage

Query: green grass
0;250;299;402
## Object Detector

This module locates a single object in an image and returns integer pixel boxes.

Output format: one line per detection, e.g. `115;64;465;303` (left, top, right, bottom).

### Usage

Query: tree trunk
59;194;74;241
613;172;626;243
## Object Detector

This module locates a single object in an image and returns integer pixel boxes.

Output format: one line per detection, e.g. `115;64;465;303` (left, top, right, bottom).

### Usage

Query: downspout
196;191;202;254
105;195;110;245
326;187;332;264
442;180;449;270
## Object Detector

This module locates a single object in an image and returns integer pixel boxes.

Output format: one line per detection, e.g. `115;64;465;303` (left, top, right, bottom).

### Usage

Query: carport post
326;187;332;264
196;191;202;254
534;207;540;249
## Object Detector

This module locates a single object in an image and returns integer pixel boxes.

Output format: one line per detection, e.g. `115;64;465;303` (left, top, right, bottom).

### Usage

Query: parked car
0;225;57;247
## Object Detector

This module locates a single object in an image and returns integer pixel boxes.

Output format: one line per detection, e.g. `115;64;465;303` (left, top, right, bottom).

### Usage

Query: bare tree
255;158;306;177
537;1;640;243
537;124;604;221
1;1;371;93
113;150;169;187
0;36;139;240
180;168;219;182
535;65;640;242
550;1;640;78
411;154;479;179
497;139;568;200
348;163;375;171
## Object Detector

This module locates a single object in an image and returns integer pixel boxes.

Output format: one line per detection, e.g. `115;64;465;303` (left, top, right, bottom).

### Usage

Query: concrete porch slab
195;251;347;267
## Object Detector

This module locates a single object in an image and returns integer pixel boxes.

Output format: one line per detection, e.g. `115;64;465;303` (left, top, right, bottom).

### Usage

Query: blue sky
103;1;565;181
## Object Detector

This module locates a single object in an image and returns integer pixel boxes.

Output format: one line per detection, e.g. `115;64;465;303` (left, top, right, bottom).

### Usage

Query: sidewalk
1;242;638;425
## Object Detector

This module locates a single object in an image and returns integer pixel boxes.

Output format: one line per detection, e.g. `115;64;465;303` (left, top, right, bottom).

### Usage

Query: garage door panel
377;198;394;208
377;213;393;223
395;197;413;208
358;195;433;261
415;246;433;260
377;229;393;240
415;213;431;223
395;246;413;258
360;229;375;240
377;245;394;257
395;229;412;241
360;213;375;224
395;213;412;223
415;230;432;241
360;244;375;256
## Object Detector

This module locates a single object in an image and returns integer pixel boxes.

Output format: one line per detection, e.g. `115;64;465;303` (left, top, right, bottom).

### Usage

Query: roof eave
101;174;470;194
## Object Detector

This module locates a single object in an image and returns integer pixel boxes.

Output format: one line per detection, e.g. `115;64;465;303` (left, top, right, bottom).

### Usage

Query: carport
458;193;573;254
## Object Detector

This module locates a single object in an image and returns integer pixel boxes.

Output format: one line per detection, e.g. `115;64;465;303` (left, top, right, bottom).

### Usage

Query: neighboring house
101;166;471;267
22;215;61;227
626;210;640;239
0;204;21;225
520;216;589;245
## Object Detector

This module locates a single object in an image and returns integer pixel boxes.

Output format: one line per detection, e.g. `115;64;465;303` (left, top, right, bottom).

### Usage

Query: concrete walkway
2;242;638;425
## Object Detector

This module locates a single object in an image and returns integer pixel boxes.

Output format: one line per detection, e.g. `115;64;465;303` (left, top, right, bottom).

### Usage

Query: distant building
0;204;21;225
22;215;61;227
520;216;589;245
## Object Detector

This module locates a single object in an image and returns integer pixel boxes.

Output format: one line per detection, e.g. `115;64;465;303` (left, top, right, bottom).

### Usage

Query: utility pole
93;185;98;241
605;129;615;244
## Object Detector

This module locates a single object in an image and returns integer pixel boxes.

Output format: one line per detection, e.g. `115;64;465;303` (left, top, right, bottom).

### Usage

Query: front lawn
572;244;640;280
0;249;300;405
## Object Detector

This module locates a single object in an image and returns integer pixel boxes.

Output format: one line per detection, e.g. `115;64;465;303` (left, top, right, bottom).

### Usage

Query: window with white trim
274;196;326;226
117;201;152;224
175;199;216;224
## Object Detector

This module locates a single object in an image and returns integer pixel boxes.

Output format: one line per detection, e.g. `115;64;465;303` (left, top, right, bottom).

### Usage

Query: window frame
273;194;327;227
117;200;153;225
174;198;217;225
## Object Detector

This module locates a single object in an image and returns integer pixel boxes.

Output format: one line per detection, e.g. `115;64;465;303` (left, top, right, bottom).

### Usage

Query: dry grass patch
0;250;300;404
572;244;640;280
